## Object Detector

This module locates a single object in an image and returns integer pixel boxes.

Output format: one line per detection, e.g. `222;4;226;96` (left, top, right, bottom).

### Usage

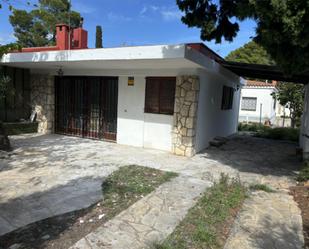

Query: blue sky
0;0;257;57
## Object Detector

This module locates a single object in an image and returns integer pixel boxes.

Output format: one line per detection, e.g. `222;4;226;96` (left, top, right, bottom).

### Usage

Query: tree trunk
0;121;11;151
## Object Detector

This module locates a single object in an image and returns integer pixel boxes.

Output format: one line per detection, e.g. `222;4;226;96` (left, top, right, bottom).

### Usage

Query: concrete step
209;140;225;147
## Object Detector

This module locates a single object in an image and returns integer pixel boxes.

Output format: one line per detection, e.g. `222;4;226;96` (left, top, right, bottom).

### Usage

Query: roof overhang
0;44;242;83
1;45;191;70
219;61;309;84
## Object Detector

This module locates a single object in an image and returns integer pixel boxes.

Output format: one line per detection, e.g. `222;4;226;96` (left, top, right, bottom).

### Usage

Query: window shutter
159;78;176;114
145;78;160;113
221;86;234;110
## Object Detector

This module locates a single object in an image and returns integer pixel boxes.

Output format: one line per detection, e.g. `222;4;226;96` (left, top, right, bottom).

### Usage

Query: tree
272;83;304;128
0;43;20;100
0;43;20;151
9;0;81;47
96;25;103;48
227;41;304;128
177;0;309;75
225;41;275;65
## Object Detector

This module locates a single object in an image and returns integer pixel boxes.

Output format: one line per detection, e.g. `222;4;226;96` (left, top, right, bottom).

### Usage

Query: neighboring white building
1;24;244;157
239;80;290;126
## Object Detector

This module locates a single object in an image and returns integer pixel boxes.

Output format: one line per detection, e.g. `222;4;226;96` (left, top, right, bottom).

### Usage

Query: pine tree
95;25;103;48
9;0;81;47
177;0;308;74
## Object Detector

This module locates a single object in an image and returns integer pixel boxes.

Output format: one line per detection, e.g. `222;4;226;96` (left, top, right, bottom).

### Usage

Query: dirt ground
290;184;309;249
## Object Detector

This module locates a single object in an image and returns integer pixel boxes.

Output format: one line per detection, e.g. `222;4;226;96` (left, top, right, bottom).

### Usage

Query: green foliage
0;0;38;11
101;165;177;218
0;43;20;102
0;43;21;57
255;127;300;142
0;74;13;100
95;25;103;48
250;184;275;193
271;83;304;128
239;123;300;141
238;122;266;132
177;0;309;74
9;0;81;47
297;161;309;182
2;122;38;135
155;174;247;249
225;41;275;65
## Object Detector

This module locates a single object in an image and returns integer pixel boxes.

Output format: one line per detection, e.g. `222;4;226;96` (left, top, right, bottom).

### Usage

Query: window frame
144;77;176;115
241;97;257;111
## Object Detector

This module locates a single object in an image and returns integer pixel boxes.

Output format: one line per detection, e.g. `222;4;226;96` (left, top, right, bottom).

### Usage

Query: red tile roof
246;80;277;87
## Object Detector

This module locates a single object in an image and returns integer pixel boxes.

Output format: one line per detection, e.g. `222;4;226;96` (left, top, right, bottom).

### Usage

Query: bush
255;127;299;142
297;161;309;182
238;122;266;132
249;184;275;193
3;122;38;135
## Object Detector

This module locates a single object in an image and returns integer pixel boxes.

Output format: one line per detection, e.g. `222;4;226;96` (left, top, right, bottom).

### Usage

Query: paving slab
0;133;304;248
224;191;304;249
70;176;212;249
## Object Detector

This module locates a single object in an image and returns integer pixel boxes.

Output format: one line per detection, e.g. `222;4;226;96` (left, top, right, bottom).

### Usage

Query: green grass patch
2;122;38;135
238;123;299;142
255;127;299;142
249;184;275;193
0;165;178;249
101;165;178;219
154;174;247;249
238;122;265;132
297;161;309;182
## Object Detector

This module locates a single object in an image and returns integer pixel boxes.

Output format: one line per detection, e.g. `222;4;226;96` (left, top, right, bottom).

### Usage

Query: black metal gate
55;76;118;141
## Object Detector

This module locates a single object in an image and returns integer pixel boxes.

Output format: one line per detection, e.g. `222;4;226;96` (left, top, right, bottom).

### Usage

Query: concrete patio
0;133;303;246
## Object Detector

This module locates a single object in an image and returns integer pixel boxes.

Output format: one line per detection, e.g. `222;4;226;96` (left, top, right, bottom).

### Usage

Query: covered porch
219;60;309;159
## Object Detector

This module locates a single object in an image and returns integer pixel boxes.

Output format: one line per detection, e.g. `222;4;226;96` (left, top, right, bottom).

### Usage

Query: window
241;97;257;111
221;86;234;110
145;77;176;115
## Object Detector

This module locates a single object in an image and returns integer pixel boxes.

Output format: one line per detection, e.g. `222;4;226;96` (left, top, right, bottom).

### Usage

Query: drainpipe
259;103;263;124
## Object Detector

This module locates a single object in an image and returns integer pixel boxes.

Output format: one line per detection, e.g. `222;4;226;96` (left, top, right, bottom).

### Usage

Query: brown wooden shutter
145;78;160;113
159;78;176;114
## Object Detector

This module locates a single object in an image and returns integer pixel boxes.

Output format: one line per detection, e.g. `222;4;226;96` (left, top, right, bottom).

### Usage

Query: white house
1;24;244;157
239;80;290;126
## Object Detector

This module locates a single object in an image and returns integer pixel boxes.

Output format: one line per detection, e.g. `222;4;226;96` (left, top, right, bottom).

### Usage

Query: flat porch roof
0;44;242;84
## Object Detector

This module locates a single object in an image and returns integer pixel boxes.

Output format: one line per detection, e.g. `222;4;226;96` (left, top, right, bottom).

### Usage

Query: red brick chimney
72;28;88;49
20;23;88;52
56;23;88;50
56;24;70;50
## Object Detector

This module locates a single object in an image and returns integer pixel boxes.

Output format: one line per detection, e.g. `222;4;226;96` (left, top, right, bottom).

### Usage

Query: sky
0;0;257;58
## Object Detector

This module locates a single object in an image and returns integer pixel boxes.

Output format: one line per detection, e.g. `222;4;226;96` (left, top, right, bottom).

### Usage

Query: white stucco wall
239;87;276;123
117;76;173;151
195;70;241;153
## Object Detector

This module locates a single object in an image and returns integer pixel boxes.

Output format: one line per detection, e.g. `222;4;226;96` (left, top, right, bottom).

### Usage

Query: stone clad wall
31;74;55;134
172;76;200;157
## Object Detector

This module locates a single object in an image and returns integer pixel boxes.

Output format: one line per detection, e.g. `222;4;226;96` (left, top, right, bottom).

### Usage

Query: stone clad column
301;83;309;159
31;74;55;134
172;75;199;157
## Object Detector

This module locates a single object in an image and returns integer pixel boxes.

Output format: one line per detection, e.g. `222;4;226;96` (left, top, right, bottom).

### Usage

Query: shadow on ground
0;175;105;239
248;215;303;248
198;135;302;178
